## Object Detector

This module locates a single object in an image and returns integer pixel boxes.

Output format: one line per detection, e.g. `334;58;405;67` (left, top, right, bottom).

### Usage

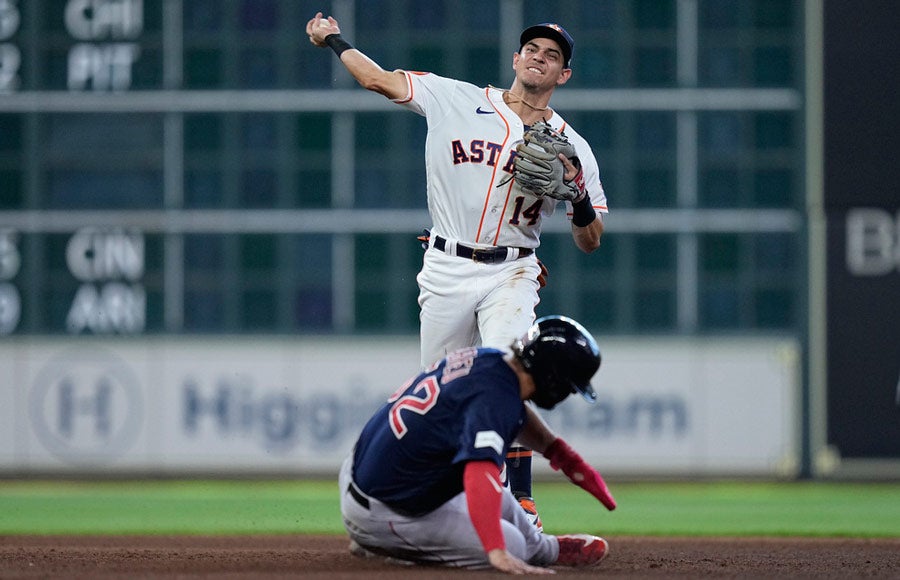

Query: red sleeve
463;460;505;553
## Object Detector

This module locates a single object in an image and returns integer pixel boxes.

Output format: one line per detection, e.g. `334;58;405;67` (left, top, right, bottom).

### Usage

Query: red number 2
389;376;441;439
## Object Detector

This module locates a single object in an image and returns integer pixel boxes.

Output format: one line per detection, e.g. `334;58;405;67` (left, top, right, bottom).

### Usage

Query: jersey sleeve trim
392;70;416;104
566;205;609;222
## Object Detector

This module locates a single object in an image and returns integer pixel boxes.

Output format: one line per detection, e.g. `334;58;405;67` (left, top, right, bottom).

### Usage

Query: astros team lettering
449;138;543;227
451;139;518;175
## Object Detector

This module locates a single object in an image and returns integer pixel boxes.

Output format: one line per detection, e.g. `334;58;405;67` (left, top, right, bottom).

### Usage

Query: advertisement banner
2;337;798;477
825;211;900;459
824;0;900;462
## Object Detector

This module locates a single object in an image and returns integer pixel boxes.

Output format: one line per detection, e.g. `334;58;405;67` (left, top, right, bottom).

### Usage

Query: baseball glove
513;121;585;202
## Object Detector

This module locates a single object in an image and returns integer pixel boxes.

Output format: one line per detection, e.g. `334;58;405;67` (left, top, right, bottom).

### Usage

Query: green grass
535;481;900;538
1;480;898;538
0;480;341;535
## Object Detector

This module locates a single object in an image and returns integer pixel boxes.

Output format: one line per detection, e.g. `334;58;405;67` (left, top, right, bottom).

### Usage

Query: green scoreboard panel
0;0;806;338
0;0;352;336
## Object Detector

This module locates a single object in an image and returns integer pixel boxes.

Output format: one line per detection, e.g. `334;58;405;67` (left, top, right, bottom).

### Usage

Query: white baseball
319;18;331;28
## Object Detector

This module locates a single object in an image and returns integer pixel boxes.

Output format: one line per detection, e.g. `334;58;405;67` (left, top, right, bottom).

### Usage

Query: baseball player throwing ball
339;316;616;573
307;13;609;528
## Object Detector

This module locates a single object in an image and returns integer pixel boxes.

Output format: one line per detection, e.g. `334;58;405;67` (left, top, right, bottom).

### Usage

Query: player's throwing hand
305;12;339;47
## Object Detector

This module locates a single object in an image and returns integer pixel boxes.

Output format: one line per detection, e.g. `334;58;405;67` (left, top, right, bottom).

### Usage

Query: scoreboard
0;0;369;337
0;0;21;92
0;0;808;340
2;228;146;335
1;0;155;92
2;0;164;336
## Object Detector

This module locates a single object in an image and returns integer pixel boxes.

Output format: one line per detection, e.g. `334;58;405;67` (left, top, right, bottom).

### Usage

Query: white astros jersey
394;71;609;249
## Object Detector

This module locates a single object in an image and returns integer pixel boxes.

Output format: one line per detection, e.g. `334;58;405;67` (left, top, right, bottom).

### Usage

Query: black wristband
571;195;597;227
324;33;353;58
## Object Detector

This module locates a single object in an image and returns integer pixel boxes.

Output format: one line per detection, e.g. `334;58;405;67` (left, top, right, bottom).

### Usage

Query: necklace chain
491;86;550;113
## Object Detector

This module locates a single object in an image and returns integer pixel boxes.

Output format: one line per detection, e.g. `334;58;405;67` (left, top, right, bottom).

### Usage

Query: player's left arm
561;139;605;253
515;404;559;453
570;196;603;253
517;405;617;511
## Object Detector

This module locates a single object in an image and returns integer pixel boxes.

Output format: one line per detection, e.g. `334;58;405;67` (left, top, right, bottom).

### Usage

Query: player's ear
556;68;572;86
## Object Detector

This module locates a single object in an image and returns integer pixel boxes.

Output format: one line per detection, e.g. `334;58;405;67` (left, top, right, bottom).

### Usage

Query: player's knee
501;521;527;560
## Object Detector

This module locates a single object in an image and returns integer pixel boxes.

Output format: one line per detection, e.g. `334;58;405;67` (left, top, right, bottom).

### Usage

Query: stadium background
0;0;897;481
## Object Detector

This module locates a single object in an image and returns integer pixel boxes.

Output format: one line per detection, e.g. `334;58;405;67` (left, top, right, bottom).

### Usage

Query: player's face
514;39;571;91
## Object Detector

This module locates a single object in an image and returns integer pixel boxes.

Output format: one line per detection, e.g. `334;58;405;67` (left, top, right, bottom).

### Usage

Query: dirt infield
1;535;898;578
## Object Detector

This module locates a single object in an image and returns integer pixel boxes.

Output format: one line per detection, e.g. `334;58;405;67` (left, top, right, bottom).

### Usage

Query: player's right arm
306;13;408;100
488;549;555;575
464;460;553;575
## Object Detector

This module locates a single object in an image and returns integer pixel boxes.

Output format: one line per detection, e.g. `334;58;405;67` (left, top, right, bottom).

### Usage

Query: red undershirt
463;460;505;553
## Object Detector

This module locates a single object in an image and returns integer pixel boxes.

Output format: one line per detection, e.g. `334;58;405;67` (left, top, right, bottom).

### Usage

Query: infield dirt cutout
2;535;898;578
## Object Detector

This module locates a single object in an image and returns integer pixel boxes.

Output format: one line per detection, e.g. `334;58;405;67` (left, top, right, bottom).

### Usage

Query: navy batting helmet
513;315;601;410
